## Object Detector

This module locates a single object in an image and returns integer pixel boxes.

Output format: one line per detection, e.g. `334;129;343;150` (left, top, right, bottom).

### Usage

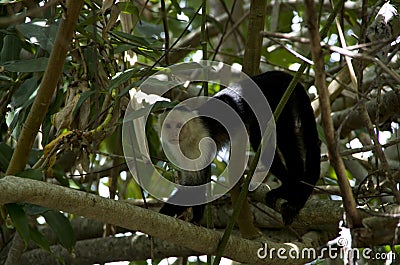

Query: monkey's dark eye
176;122;182;128
165;123;171;129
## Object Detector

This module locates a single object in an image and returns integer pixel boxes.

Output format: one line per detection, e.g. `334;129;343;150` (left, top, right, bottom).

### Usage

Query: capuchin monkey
158;71;321;225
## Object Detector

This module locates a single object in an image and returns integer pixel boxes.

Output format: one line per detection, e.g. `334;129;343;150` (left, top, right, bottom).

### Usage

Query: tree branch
5;0;85;175
332;90;400;136
21;234;200;265
0;0;62;28
0;176;314;265
304;0;362;227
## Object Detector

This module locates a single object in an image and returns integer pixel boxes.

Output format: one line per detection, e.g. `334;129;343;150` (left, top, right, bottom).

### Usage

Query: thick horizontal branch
21;234;200;265
4;176;396;263
0;176;313;265
332;90;400;136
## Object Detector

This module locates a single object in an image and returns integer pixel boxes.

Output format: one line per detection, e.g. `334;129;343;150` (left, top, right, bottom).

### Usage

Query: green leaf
0;34;22;63
2;57;49;72
16;22;58;53
28;148;43;167
11;76;38;108
52;164;70;187
43;210;76;252
72;90;95;117
23;204;49;216
0;142;13;171
9;107;26;139
83;46;99;78
135;21;164;41
114;43;139;54
170;0;182;13
146;115;160;158
151;100;177;113
264;47;301;68
117;1;139;16
124;100;176;123
109;69;137;91
15;168;44;181
123;105;151;122
278;10;294;33
118;80;142;98
6;203;30;243
29;226;51;252
112;30;152;47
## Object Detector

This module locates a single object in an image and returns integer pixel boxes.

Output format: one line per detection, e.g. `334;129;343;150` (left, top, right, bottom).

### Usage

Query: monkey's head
159;107;201;147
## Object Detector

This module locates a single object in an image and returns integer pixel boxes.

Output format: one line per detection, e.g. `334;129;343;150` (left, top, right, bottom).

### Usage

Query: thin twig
0;0;62;28
304;0;362;227
160;0;170;65
324;44;400;83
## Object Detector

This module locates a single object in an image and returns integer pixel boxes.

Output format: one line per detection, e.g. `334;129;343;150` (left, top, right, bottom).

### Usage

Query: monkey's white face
162;118;185;145
159;109;213;164
160;110;196;146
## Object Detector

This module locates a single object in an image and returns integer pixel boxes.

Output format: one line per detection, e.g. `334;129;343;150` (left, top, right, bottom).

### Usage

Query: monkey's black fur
159;71;321;225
